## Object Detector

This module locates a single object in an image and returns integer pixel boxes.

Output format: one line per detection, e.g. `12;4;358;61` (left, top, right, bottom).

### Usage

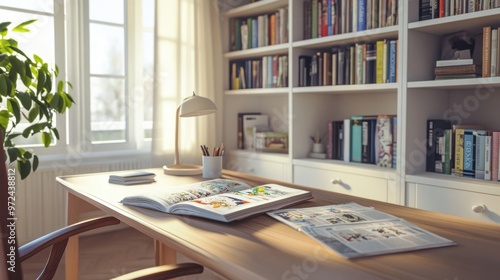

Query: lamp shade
179;93;217;117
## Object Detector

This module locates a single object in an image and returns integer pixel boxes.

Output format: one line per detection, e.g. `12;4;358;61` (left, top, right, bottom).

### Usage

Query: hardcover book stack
326;114;397;169
302;0;399;39
426;119;500;182
419;0;500;21
298;39;398;87
435;30;481;80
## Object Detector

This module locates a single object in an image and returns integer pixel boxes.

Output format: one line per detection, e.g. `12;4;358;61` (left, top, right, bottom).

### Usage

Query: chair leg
37;240;68;280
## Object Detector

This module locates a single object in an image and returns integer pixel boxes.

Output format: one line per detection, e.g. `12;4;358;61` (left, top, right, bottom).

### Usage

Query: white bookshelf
221;0;500;224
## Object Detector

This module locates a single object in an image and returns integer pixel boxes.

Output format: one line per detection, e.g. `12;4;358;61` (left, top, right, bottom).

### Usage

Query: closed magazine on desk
120;179;312;222
267;203;456;259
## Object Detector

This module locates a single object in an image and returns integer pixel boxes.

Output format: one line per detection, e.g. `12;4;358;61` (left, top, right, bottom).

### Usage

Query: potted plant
0;20;74;179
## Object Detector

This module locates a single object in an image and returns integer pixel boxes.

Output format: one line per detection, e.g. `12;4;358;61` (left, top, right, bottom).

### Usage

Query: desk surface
57;169;500;280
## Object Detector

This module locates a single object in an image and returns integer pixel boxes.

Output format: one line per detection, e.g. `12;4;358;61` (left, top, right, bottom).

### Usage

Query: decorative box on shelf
255;131;288;153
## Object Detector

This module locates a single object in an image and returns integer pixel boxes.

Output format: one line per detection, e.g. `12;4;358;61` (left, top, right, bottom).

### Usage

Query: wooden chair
0;148;203;280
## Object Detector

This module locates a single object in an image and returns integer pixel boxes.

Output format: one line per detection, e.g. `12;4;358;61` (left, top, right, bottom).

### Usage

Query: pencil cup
202;156;222;179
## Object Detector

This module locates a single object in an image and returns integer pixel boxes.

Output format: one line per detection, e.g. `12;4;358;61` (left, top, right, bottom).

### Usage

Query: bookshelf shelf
293;83;398;94
408;78;500;89
408;9;500;35
225;88;289;95
292;26;399;49
224;43;289;59
224;0;288;18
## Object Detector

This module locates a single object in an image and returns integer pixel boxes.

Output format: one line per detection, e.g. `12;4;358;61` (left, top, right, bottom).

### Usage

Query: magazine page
301;219;456;259
267;203;398;230
119;179;251;212
169;184;313;222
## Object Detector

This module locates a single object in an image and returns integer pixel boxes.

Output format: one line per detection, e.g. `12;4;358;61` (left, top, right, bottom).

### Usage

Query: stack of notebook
108;171;156;185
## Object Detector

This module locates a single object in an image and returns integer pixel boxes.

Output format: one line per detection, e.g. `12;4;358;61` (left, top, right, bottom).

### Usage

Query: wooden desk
57;169;500;280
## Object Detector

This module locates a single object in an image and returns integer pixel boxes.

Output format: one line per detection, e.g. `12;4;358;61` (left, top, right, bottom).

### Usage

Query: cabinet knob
331;178;342;185
472;204;487;213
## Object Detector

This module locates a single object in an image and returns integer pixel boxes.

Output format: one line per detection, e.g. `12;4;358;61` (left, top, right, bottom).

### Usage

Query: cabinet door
294;165;389;202
225;155;286;181
407;183;500;225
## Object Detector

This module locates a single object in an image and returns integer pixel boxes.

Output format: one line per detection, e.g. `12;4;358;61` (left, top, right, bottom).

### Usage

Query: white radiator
15;157;152;245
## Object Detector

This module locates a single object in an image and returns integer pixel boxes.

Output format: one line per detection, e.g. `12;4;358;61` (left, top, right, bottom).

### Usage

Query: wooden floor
22;227;225;280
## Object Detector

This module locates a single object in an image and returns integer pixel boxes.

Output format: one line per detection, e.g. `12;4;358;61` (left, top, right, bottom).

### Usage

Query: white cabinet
224;150;291;182
293;160;399;203
406;175;500;224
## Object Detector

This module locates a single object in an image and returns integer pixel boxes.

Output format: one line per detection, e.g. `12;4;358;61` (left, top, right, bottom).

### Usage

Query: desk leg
154;240;176;266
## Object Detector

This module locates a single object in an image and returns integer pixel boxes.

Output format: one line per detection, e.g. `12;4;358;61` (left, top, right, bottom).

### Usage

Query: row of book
298;39;398;87
435;26;500;80
426;119;500;181
326;115;397;169
303;0;398;40
229;7;289;52
230;55;288;90
419;0;500;21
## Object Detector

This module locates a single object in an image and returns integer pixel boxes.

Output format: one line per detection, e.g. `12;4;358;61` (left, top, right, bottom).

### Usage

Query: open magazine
267;203;456;259
120;179;312;222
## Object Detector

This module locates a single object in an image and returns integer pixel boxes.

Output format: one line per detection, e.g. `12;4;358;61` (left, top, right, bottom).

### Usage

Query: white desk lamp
163;92;217;175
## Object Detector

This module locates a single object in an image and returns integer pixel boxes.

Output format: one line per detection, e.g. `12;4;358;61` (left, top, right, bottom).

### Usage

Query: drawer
224;156;286;181
408;183;500;224
293;165;389;202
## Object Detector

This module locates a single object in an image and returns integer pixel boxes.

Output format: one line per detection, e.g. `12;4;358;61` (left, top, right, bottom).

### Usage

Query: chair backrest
1;145;23;280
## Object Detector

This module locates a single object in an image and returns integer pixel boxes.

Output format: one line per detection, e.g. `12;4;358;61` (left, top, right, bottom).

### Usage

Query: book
426;119;452;173
267;202;455;259
435;59;473;67
483;26;492;77
120;179;313;223
376;115;394;168
243;114;269;150
434;64;481;75
109;171;156;185
237;112;261;149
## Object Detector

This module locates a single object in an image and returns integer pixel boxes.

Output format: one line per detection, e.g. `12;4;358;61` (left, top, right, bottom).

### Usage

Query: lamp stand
163;105;203;175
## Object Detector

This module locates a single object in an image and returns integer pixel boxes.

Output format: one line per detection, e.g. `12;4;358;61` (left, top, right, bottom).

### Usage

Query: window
0;0;155;157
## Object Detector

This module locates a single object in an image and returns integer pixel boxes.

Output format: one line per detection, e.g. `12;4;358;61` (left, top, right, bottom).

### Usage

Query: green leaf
22;123;43;138
36;70;46;94
7;148;19;164
52;127;60;140
18;159;31;180
44;73;52;92
16;91;32;110
7;98;20;124
0;74;7;96
24;60;33;79
28;105;39;122
49;92;61;109
33;54;43;64
24;151;32;159
0;109;11;129
0;21;11;32
42;131;51;147
9;56;25;84
12;19;36;33
33;155;39;171
9;46;30;60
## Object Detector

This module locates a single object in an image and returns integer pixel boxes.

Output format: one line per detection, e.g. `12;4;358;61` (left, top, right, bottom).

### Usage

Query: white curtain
152;0;223;167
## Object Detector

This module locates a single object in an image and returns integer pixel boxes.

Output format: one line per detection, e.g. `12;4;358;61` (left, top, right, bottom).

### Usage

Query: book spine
454;129;465;177
484;135;492;180
444;129;452;174
491;28;498;77
462;130;475;177
327;121;333;159
362;120;371;163
351;118;362;163
392;116;397;168
304;1;312;39
343;118;351;163
426;120;451;173
482;26;492;77
358;0;367;31
475;134;486;179
388;39;397;83
376;116;393;167
491;131;499;181
376;40;385;83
